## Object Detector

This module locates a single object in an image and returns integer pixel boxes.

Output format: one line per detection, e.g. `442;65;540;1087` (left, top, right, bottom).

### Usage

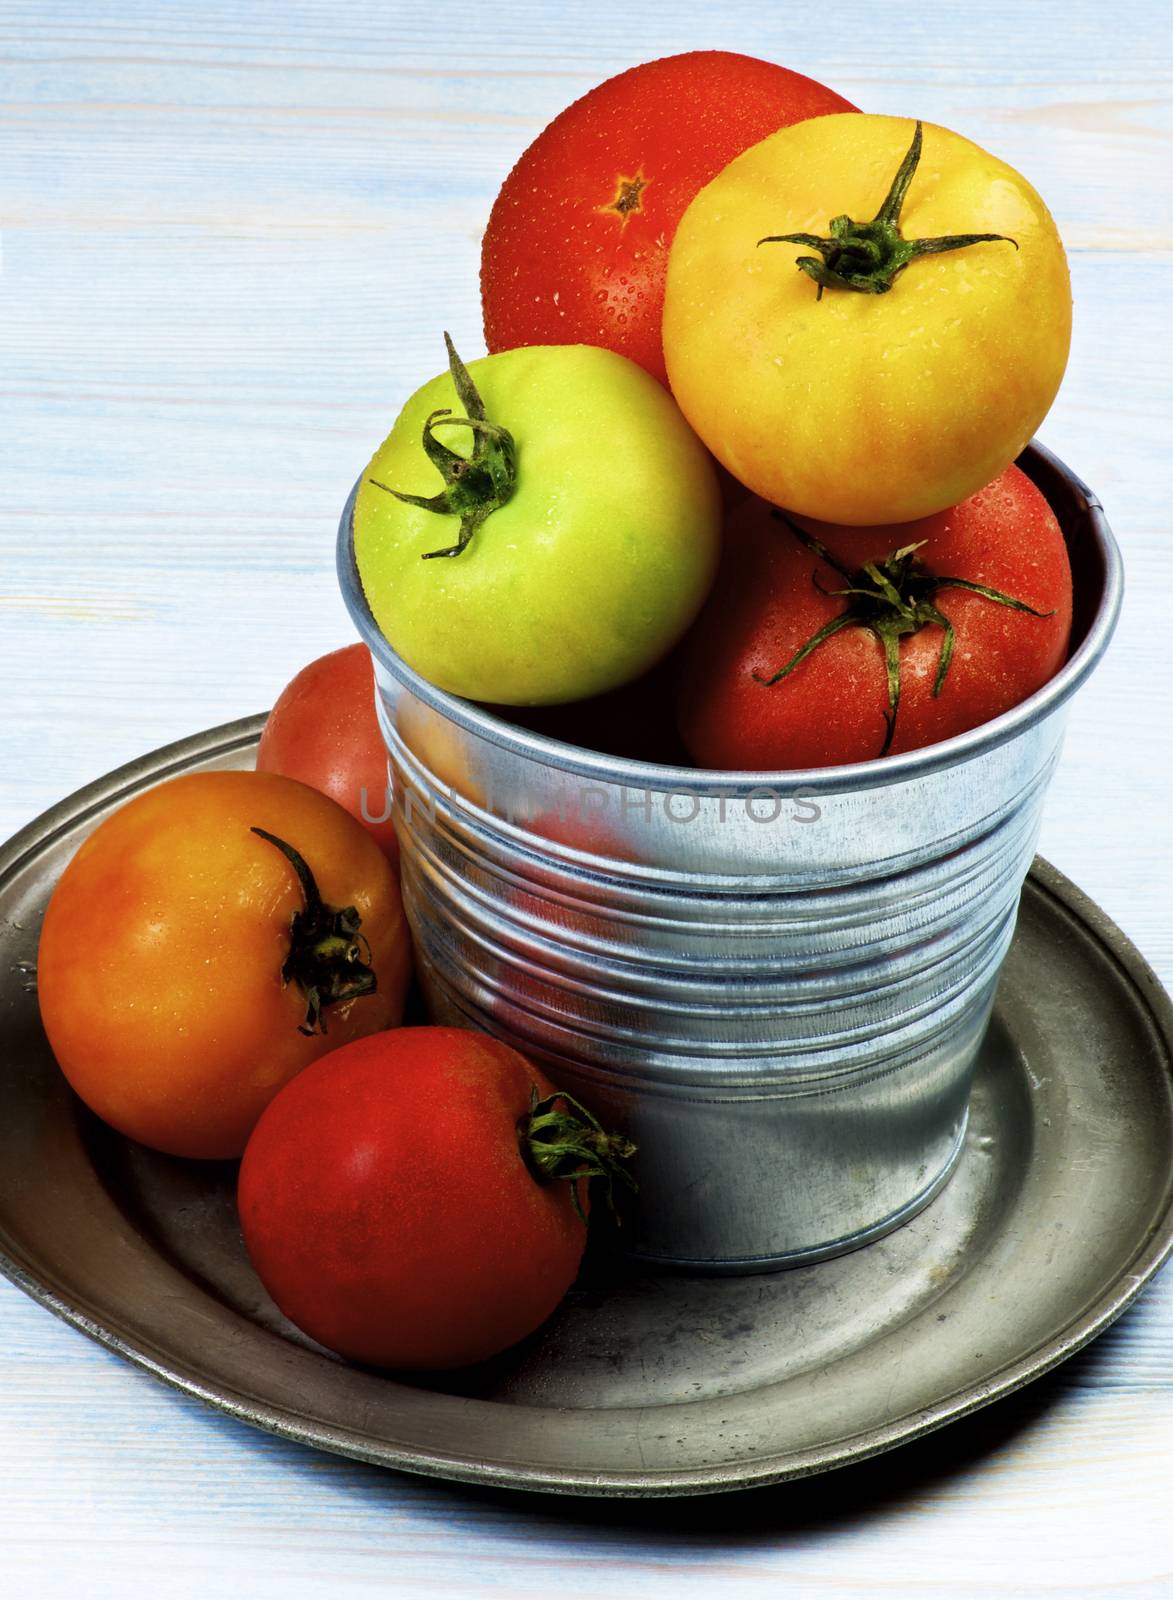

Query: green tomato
353;340;721;705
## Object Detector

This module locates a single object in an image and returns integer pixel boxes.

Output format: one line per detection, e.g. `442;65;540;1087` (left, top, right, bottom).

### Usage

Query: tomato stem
754;513;1054;757
368;333;518;558
250;827;377;1035
757;121;1018;298
519;1087;637;1226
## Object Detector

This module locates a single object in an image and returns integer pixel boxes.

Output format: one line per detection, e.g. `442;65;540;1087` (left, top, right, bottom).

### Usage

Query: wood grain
1;2;1171;1593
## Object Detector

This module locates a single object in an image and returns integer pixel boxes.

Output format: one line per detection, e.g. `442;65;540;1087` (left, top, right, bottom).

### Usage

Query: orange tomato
37;771;412;1158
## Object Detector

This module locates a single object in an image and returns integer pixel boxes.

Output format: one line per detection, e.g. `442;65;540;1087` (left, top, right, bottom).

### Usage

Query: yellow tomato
662;115;1071;524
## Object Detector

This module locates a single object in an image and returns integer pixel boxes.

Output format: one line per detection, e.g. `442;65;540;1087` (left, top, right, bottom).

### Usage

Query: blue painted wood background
2;2;1171;1592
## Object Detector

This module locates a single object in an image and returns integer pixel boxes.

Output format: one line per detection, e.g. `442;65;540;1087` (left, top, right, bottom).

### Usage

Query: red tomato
37;771;412;1158
677;465;1073;770
481;51;856;385
257;644;397;865
237;1028;634;1369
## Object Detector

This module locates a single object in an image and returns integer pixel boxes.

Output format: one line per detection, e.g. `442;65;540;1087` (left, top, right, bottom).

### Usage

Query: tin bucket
338;442;1121;1272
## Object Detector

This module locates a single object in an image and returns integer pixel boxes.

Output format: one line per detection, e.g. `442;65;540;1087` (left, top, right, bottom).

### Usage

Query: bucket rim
337;439;1122;798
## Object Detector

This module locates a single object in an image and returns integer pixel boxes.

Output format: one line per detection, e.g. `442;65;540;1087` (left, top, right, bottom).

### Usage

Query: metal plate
2;716;1172;1498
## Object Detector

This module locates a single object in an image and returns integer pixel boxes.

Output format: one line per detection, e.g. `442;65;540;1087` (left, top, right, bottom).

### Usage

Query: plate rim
2;716;1172;1499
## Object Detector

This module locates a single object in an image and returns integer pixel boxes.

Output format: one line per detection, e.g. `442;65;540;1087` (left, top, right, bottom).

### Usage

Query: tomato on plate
481;50;856;385
37;771;412;1158
663;115;1071;524
257;643;398;865
353;336;721;705
676;464;1072;770
237;1027;635;1368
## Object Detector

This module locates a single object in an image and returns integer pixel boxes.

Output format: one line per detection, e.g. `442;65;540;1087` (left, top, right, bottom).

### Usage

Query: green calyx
758;121;1017;298
250;827;377;1036
369;332;518;559
519;1087;638;1226
754;513;1054;758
